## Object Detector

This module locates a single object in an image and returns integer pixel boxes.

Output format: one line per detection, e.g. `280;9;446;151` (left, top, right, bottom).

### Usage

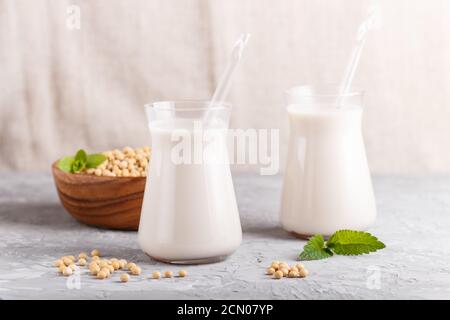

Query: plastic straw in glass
338;4;381;106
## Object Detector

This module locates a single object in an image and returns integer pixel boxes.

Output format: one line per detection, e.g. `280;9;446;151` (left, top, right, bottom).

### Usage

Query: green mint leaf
326;230;386;256
299;235;334;261
86;154;107;169
74;149;88;163
58;156;75;173
72;159;86;173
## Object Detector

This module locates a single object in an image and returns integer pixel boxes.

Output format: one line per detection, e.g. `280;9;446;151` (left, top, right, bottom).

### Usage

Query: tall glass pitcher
280;85;377;238
139;101;242;264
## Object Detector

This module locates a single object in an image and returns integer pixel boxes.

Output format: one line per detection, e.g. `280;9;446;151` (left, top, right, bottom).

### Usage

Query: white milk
138;120;242;263
280;105;376;237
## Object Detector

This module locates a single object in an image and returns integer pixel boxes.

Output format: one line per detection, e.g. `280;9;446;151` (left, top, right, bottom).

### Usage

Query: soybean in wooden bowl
51;162;146;230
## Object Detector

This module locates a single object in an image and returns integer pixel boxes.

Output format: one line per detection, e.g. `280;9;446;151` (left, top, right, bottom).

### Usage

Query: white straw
203;33;251;126
209;33;251;107
338;3;381;105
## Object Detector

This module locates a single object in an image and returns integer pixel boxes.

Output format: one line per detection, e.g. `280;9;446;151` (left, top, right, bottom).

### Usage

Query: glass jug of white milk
139;101;242;264
280;85;377;238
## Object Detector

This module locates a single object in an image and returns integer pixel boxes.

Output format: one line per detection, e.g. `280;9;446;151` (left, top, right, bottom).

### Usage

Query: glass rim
145;100;232;112
286;84;364;98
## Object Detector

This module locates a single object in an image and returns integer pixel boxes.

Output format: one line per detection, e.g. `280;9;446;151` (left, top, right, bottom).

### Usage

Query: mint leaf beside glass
299;235;334;261
299;230;385;261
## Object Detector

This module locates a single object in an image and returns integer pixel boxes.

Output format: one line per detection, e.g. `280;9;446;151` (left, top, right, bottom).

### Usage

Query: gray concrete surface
0;172;449;299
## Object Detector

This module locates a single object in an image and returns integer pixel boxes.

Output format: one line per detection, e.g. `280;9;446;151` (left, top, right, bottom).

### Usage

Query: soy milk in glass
280;85;377;238
139;101;242;264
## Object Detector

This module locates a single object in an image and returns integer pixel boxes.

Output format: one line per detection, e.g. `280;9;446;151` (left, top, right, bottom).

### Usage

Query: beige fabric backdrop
1;0;449;174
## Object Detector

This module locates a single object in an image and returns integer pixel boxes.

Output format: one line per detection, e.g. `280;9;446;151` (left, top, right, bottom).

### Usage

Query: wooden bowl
51;162;146;230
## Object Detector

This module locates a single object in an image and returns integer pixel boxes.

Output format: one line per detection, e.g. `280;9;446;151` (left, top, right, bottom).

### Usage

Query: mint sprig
86;154;107;169
299;235;334;261
299;230;385;261
72;149;88;173
58;149;106;173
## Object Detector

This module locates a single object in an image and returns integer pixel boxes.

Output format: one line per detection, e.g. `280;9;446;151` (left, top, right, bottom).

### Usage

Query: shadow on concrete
0;202;81;230
243;225;295;241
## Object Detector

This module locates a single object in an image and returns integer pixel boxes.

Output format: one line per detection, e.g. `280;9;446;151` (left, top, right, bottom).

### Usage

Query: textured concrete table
1;172;450;299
